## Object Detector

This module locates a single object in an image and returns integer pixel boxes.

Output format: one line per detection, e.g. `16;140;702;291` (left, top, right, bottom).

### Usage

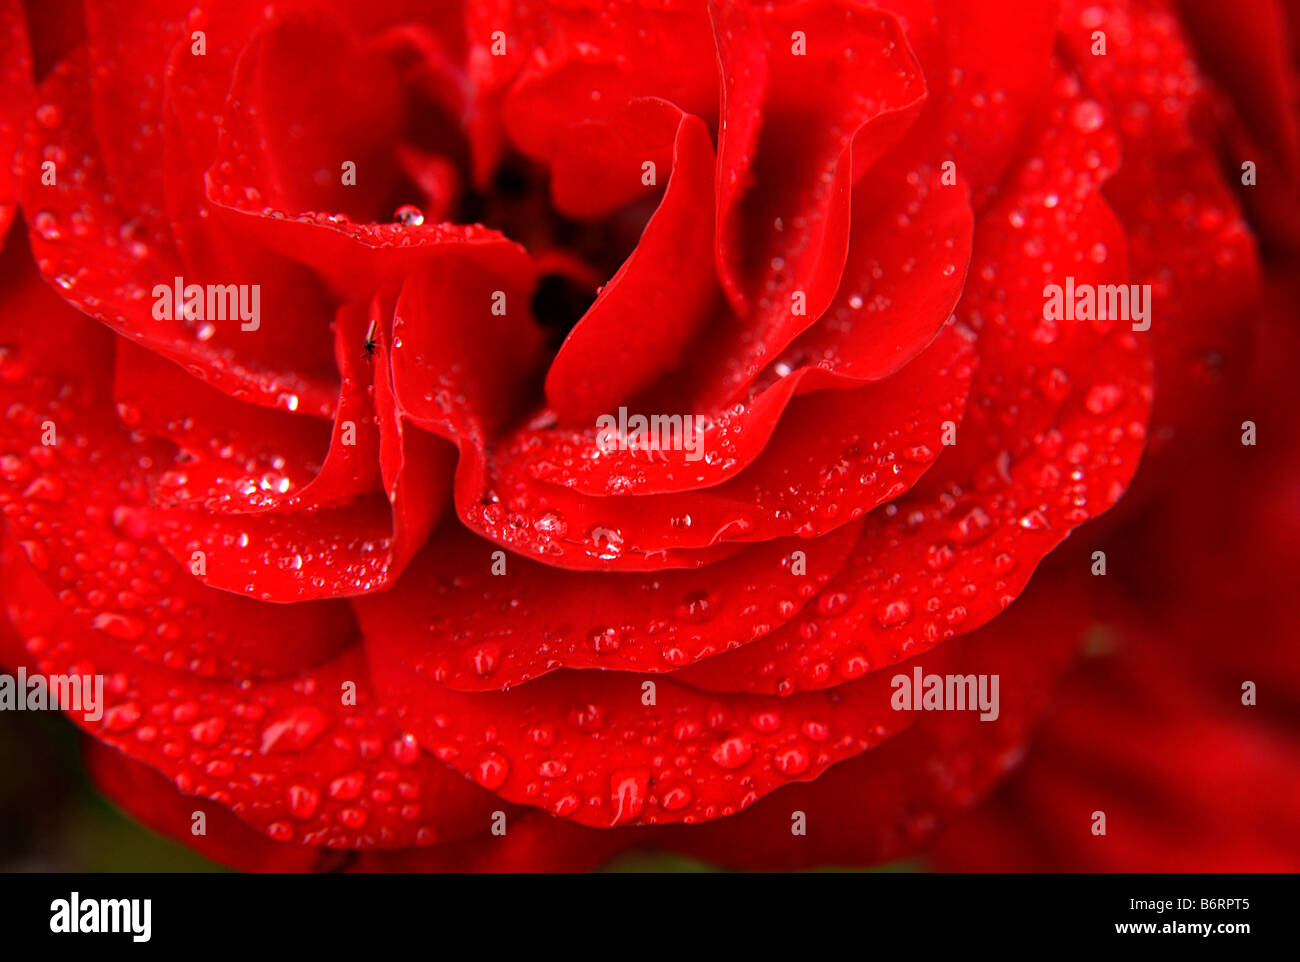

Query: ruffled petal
353;520;861;691
709;0;926;395
544;101;720;422
22;54;340;417
84;739;330;871
677;68;1152;693
658;568;1086;868
0;541;496;851
363;627;919;827
0;230;362;676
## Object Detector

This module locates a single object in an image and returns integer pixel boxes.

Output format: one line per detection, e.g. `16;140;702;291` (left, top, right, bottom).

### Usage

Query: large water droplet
394;204;425;227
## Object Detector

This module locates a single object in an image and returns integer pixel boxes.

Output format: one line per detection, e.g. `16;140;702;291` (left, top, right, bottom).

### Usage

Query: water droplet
875;598;913;628
35;103;61;129
475;753;510;789
586;524;624;560
260;706;328;754
610;769;648;824
1070;98;1105;134
188;716;226;746
1085;383;1124;415
470;642;500;677
391;733;420;766
817;590;852;616
587;625;620;654
533;510;568;537
287;784;320;819
93;612;145;640
661;784;693;811
394;204;425;227
677;589;714;623
32;211;60;240
711;735;754;769
328;771;365;800
773;745;811;776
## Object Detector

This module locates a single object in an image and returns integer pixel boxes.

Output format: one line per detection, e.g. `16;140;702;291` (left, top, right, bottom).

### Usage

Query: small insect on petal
363;320;378;363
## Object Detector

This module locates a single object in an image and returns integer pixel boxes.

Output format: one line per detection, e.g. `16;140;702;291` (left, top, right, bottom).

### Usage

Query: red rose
0;0;1269;871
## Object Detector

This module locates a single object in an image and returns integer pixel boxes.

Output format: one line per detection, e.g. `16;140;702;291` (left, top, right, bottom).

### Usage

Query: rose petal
659;568;1086;868
364;636;918;828
0;540;495;851
22;54;339;417
0;233;354;673
150;298;452;601
84;738;329;871
677;69;1152;693
353;519;861;691
544;101;720;423
709;0;926;394
459;323;972;569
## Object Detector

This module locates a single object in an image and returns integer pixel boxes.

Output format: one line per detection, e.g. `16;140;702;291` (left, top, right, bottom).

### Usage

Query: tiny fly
362;320;378;362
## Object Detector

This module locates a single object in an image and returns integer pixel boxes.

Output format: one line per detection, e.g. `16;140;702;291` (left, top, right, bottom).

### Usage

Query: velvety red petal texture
84;732;634;872
0;230;356;678
0;0;1289;874
657;564;1089;868
0;541;498;851
365;625;920;827
23;53;341;420
83;738;332;872
354;520;863;690
544;103;719;422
